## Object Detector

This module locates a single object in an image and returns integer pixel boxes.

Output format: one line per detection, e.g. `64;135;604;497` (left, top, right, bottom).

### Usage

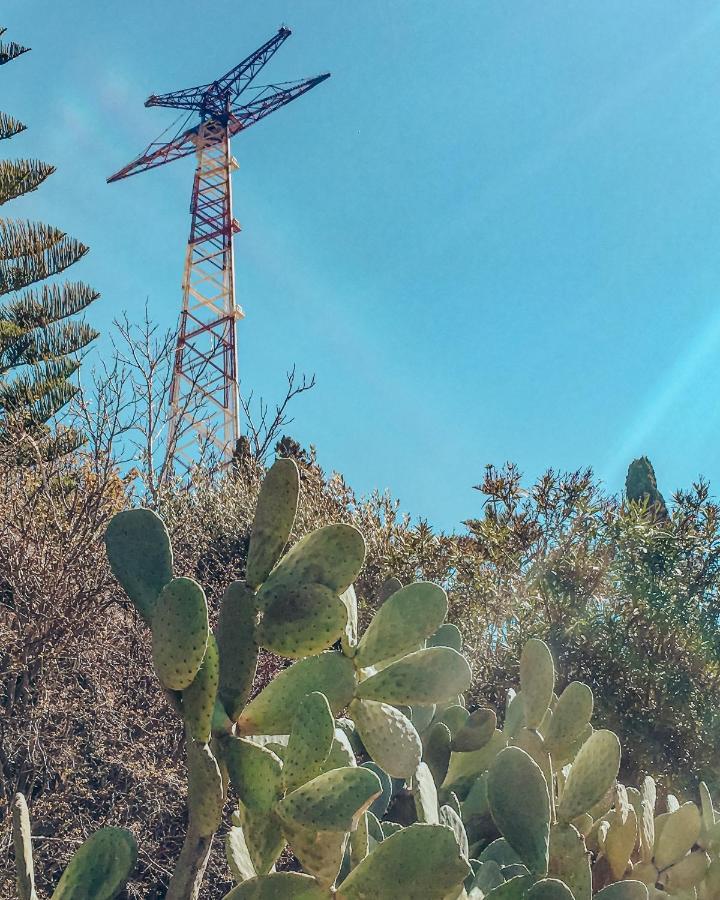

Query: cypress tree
0;28;98;456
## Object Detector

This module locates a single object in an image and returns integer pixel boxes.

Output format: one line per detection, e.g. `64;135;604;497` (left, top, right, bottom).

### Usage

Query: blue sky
4;2;720;531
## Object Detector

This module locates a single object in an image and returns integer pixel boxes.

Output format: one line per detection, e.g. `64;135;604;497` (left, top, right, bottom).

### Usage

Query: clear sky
3;2;720;531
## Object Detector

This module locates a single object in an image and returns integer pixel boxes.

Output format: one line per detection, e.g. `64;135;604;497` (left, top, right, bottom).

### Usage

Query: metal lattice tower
108;27;329;472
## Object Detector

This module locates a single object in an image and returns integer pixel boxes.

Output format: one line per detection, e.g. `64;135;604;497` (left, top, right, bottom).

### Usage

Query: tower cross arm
229;73;331;133
144;26;292;115
106;124;199;183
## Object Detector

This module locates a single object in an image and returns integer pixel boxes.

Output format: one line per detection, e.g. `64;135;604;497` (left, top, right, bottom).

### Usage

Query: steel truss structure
108;27;329;472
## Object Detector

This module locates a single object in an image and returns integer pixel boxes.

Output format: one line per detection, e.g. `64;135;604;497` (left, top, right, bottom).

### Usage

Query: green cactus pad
224;738;285;873
557;730;621;822
503;690;526;740
223;872;328;899
183;633;220;743
478;838;522;867
187;738;224;837
604;807;638;880
483;875;535;898
520;639;555;729
511;727;552;794
237;652;356;736
282;820;349;889
593;883;649;900
423;722;452;787
340;584;358;657
350;812;370;868
216;581;259;721
246;458;300;590
410;704;437;734
438;704;469;737
50;828;137;900
545;682;593;754
413;761;439;824
427;622;463;652
337;823;471;899
151;577;209;691
256;581;347;659
12;794;36;900
284;692;335;793
349;698;422;779
355;647;471;705
225;825;256;884
105;508;172;622
471;860;505;894
376;577;403;603
526;879;575;900
440;804;469;860
548;823;591;900
354;582;448;667
699;781;716;848
452;707;497;752
659;849;709;893
322;730;357;773
487;747;551;876
654;801;701;870
442;729;505;793
276;766;382;833
259;523;366;601
361;762;392;818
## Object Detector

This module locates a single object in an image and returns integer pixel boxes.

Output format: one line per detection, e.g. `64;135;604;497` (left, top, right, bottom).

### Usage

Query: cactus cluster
101;457;475;898
13;458;719;898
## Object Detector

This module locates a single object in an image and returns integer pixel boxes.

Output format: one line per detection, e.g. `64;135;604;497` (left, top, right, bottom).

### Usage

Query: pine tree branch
0;219;65;260
0;159;55;205
0;113;26;141
0;234;89;296
0;41;30;66
1;282;100;328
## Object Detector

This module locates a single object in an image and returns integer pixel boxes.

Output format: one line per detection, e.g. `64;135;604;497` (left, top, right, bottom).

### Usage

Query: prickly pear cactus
103;460;709;900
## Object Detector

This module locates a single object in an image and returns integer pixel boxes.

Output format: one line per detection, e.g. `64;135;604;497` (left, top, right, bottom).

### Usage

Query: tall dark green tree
0;28;98;455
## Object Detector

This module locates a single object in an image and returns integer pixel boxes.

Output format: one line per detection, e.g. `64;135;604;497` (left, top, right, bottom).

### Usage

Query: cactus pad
594;883;650;900
654;801;701;870
548;823;591;900
349;698;422;779
354;582;448;667
187;738;224;837
604;807;638;880
439;804;469;860
520;639;555;729
223;872;327;899
51;828;137;900
361;762;392;818
284;692;335;793
183;633;220;743
237;652;356;736
225;824;256;884
105;508;172;622
413;761;439;824
337;823;471;899
452;707;497;752
276;766;382;833
151;577;209;691
487;747;551;876
355;647;471;705
259;523;365;600
557;729;621;822
423;722;452;787
12;794;36;900
526;878;575;900
545;682;593;753
281;820;349;889
427;622;463;651
246;458;299;590
256;581;347;659
224;738;285;874
659;849;709;893
215;581;259;721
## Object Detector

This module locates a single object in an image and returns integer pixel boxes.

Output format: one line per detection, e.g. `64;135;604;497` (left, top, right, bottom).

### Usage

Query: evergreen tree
0;28;98;456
